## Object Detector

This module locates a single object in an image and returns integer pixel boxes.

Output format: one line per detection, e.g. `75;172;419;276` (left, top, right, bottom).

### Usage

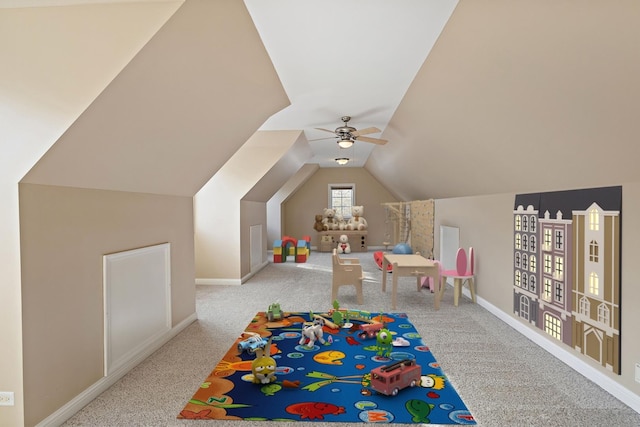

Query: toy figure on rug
337;234;351;254
299;315;327;347
252;339;277;384
376;328;393;358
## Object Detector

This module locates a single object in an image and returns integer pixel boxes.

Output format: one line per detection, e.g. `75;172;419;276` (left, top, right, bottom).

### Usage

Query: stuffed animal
313;214;324;232
251;338;277;384
322;208;339;231
337;234;351;254
299;316;326;347
335;213;347;230
346;205;368;231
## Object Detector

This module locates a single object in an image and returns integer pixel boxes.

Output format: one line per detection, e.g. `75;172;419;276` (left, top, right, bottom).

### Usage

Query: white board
439;226;460;285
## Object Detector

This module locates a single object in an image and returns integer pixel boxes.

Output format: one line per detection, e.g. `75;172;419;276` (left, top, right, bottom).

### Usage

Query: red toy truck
370;359;421;396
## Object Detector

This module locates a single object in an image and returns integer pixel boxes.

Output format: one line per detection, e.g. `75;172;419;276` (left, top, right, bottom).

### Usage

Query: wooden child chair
331;249;364;304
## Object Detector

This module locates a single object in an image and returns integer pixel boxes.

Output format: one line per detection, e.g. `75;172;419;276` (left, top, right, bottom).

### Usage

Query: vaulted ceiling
4;0;640;202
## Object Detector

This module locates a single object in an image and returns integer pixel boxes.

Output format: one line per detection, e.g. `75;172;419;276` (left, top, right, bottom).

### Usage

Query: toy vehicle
237;332;268;355
267;303;283;321
370;359;421;396
357;322;384;339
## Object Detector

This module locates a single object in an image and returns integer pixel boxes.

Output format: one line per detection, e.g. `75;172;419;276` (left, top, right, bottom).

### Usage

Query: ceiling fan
313;116;388;148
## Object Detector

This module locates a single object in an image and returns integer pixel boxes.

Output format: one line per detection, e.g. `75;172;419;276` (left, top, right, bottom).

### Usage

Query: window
522;216;528;232
515;215;521;231
579;296;590;316
515;270;521;287
544;313;561;340
529;255;537;273
543;228;552;249
543;278;552;301
554;256;564;279
597;303;610;326
529;275;536;293
555;229;564;250
590;208;600;231
589;240;599;262
515;252;521;268
529;215;537;232
522;235;529;251
328;184;354;219
554;282;563;303
515;233;521;250
522;272;529;290
544;254;552;274
589;272;599;295
530;235;536;252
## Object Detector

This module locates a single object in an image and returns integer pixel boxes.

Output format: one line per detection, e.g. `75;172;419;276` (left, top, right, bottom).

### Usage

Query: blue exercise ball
392;243;413;254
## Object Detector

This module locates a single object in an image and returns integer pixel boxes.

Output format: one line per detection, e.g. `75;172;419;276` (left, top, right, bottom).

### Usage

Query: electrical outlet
0;392;14;406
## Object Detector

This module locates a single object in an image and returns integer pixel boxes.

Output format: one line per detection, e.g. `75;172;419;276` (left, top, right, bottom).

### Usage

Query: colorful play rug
178;310;475;424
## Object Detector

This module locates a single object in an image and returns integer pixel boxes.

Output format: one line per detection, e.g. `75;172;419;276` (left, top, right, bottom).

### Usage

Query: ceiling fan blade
314;128;337;134
351;126;381;137
355;135;388;145
308;136;337;142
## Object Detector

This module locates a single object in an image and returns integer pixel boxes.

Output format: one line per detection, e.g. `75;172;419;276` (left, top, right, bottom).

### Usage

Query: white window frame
328;183;355;219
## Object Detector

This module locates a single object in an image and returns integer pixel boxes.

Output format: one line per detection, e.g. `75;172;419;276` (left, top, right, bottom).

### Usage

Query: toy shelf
317;230;368;252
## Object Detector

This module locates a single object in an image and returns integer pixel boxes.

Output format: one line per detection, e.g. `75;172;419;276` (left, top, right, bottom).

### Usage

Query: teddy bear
335;213;347;230
346;205;368;231
313;214;324;232
322;208;339;231
336;234;351;254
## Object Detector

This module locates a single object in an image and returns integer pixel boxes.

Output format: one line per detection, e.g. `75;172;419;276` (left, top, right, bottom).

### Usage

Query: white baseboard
195;278;242;286
196;260;269;286
36;312;198;427
477;294;640;414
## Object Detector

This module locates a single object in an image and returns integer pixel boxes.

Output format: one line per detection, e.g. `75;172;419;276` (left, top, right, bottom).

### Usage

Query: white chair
439;247;476;306
332;249;364;304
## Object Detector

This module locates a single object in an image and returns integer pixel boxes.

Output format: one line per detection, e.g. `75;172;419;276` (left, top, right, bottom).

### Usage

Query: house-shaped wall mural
513;186;622;374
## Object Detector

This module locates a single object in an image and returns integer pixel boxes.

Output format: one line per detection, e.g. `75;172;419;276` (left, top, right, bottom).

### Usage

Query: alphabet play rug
178;310;475;424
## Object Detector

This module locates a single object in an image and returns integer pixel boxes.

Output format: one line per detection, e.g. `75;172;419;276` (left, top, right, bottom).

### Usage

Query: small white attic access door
103;243;171;375
250;224;262;271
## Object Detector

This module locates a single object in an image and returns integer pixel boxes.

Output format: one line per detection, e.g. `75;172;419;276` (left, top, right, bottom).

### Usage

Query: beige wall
19;183;195;426
283;168;398;249
434;182;640;397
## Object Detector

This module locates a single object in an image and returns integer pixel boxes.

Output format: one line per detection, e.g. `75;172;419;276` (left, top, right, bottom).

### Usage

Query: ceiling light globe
338;139;354;149
335;158;349;165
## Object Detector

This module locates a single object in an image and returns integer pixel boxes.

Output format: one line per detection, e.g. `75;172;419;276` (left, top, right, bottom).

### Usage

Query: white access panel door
103;243;171;375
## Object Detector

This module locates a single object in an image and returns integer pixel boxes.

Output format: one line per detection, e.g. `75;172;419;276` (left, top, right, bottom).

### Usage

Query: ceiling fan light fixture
335;157;349;165
337;138;354;148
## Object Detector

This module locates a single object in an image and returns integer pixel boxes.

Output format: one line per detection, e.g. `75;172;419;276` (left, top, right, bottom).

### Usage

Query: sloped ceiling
8;0;640;202
0;0;182;183
368;0;640;200
21;0;289;197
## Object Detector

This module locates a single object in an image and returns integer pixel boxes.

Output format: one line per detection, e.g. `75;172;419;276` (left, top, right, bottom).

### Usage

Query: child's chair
332;249;364;304
439;247;476;306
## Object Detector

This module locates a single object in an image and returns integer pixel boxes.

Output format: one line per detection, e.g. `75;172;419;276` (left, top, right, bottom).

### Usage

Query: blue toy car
237;333;268;355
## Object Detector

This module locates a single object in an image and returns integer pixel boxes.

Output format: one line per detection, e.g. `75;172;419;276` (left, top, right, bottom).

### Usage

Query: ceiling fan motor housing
336;116;356;138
